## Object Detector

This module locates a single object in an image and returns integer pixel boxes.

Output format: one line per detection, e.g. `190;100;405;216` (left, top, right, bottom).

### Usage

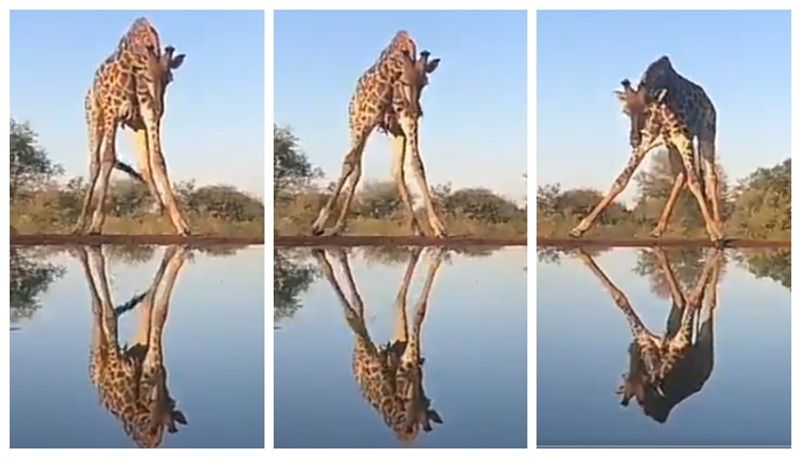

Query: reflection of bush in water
634;249;727;299
359;246;419;265
193;245;247;258
359;245;499;267
10;248;65;323
536;246;613;265
735;249;790;289
103;245;157;265
274;249;319;323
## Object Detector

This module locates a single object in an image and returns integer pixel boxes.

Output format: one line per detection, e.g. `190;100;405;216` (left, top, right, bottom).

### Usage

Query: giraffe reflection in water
312;247;445;442
578;247;723;423
76;245;188;447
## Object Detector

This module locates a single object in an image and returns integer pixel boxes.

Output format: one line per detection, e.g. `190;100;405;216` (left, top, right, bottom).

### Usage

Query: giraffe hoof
311;225;325;236
649;229;663;239
713;237;730;249
568;228;583;238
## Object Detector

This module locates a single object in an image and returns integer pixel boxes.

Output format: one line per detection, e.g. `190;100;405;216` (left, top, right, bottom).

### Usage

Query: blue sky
275;10;527;204
538;10;790;204
10;10;264;198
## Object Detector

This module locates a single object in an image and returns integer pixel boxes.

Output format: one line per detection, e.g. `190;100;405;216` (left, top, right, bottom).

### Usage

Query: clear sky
275;10;527;204
10;10;264;199
537;10;790;204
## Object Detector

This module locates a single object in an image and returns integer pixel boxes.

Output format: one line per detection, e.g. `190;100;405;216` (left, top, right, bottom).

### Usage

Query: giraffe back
639;56;716;141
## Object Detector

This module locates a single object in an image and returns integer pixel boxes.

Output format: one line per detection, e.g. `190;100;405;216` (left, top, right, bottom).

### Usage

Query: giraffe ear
170;54;186;70
426;58;440;74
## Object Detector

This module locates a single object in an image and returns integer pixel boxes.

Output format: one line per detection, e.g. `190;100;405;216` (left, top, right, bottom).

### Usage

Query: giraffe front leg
399;117;446;238
312;135;368;236
390;133;423;236
325;160;362;237
142;118;190;236
569;147;647;238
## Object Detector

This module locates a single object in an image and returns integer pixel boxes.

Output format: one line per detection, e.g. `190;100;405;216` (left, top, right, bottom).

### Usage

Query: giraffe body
569;56;724;241
76;18;189;235
311;32;445;237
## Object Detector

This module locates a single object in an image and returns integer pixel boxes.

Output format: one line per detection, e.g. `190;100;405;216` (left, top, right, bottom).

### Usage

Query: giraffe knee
410;156;425;174
612;172;632;190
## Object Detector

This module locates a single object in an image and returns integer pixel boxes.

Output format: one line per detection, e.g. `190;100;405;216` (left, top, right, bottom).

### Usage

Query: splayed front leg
570;146;649;238
400;116;446;238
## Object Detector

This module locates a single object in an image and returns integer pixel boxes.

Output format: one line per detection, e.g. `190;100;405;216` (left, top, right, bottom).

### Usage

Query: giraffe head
615;79;667;148
393;388;443;442
142;44;186;119
398;50;440;118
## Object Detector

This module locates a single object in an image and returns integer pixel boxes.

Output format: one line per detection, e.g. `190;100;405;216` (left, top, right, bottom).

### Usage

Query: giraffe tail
115;160;145;183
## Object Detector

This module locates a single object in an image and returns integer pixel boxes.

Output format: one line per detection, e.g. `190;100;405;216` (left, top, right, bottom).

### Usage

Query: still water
10;244;265;448
537;247;790;448
274;246;527;448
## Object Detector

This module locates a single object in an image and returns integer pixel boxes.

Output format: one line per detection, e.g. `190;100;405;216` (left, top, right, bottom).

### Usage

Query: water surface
537;247;790;447
10;244;265;448
274;246;527;448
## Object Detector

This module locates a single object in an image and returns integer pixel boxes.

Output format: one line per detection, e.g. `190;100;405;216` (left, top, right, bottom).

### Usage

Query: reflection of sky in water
537;249;790;447
275;247;527;448
11;246;264;448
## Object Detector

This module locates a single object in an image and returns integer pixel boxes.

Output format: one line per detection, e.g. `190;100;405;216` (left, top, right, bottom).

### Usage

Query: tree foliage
274;125;322;200
10;119;63;199
274;250;318;323
728;159;790;239
10;248;65;322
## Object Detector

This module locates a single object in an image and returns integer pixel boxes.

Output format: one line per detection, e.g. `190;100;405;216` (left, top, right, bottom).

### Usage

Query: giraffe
569;56;723;242
311;31;446;238
75;17;190;236
77;244;188;447
311;246;444;442
577;247;721;423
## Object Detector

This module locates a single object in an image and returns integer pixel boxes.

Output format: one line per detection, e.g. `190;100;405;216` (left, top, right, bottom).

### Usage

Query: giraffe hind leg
650;147;686;238
673;137;723;242
698;137;723;234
